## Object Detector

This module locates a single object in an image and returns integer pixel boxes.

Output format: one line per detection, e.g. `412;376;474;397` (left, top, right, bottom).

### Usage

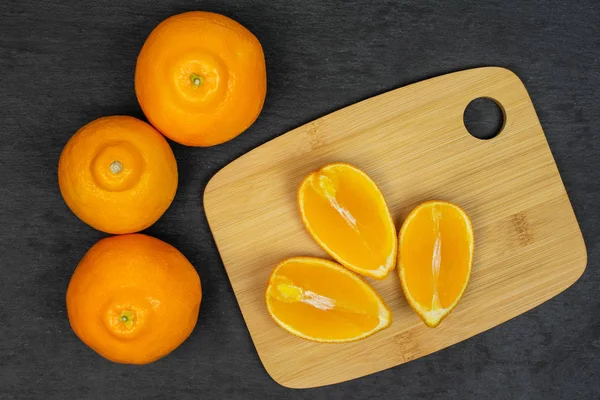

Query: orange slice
398;201;474;327
265;257;391;342
298;163;397;279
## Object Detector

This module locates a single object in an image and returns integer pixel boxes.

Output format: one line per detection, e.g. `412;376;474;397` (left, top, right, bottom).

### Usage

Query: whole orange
135;11;267;146
58;116;178;234
66;234;202;364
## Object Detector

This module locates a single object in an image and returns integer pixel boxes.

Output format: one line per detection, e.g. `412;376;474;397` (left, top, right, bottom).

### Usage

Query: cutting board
204;67;587;388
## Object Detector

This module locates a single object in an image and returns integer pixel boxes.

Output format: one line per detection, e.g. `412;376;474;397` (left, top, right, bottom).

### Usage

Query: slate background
0;1;599;399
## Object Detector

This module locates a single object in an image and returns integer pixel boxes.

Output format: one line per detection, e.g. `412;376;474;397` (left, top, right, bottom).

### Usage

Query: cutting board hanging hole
463;97;505;140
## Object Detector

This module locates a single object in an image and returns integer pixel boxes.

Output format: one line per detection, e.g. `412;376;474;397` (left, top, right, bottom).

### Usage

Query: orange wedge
398;201;474;327
265;257;391;342
298;163;397;279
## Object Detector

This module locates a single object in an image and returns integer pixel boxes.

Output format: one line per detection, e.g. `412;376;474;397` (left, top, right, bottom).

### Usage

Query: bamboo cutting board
204;67;586;388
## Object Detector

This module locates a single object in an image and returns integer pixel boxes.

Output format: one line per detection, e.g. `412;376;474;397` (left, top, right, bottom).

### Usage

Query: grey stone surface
0;1;598;398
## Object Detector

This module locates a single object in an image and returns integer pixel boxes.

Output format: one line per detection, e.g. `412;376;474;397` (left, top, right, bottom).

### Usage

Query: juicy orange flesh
267;259;384;340
301;166;393;273
401;203;472;311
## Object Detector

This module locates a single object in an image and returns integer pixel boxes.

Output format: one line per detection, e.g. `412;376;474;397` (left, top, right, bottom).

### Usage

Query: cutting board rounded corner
204;168;224;212
204;161;241;217
561;226;588;285
259;357;304;389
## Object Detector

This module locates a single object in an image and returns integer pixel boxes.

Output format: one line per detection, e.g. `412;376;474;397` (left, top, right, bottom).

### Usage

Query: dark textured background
1;1;599;399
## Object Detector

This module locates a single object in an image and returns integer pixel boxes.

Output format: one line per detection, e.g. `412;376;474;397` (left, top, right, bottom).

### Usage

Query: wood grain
204;67;587;388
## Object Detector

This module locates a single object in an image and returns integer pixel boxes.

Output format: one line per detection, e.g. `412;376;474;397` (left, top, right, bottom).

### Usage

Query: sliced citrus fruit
398;201;474;327
265;257;391;342
298;163;397;279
